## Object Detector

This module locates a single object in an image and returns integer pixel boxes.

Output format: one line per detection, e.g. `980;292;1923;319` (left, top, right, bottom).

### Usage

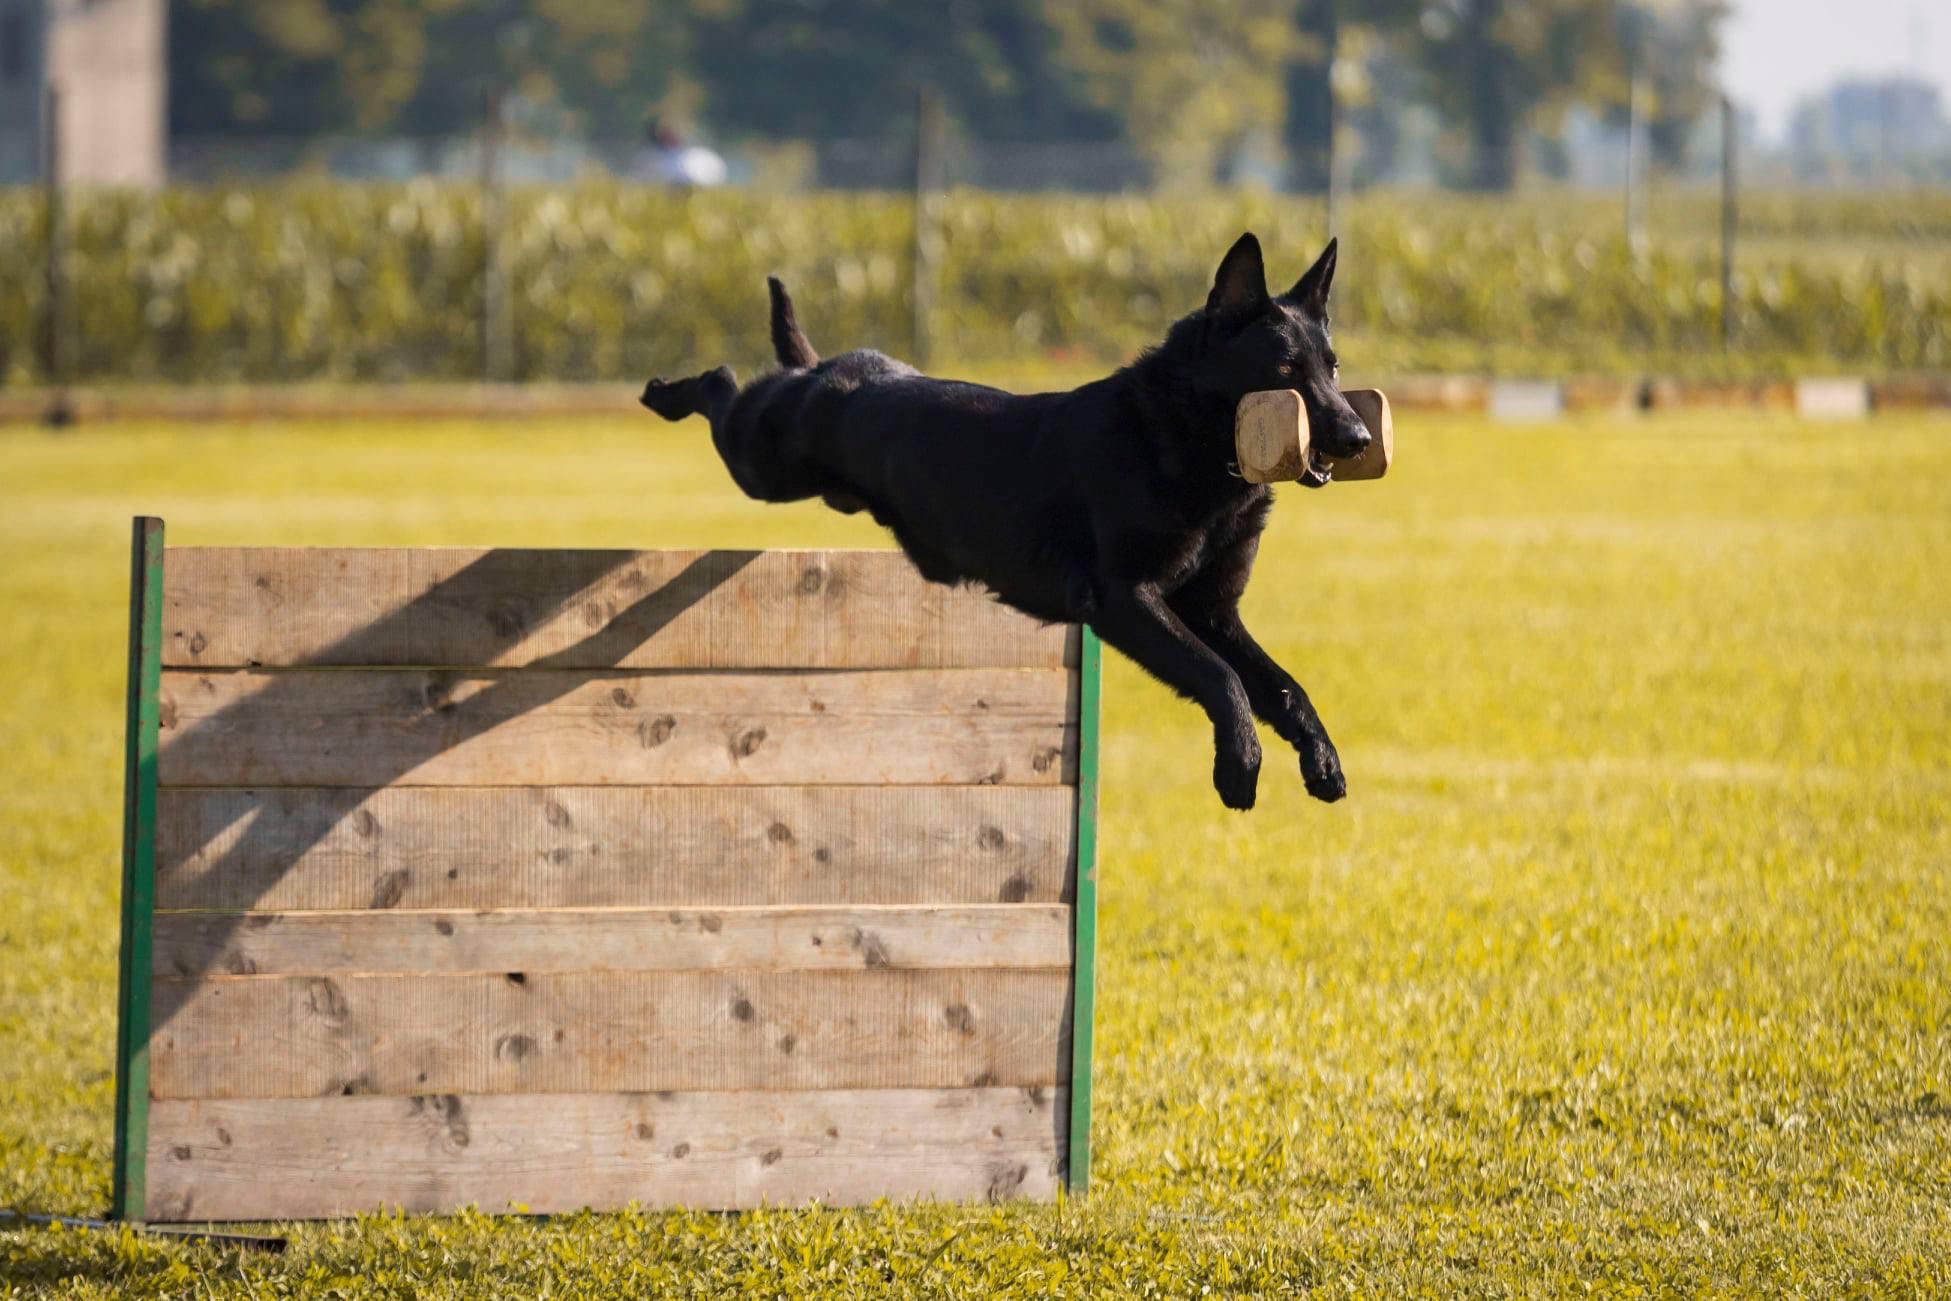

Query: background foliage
2;185;1946;387
166;0;1727;191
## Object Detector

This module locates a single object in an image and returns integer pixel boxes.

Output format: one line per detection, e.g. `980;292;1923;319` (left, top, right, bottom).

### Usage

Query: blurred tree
1284;0;1337;192
394;0;693;138
1044;0;1297;186
170;0;363;135
1282;0;1420;193
1600;0;1729;173
688;0;1119;145
1336;34;1428;186
1412;0;1619;190
165;0;1730;192
170;0;689;139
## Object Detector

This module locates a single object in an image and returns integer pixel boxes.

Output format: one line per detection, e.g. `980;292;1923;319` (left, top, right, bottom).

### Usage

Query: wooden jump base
112;519;1100;1221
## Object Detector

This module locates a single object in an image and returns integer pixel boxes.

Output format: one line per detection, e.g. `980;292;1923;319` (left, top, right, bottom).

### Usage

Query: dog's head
1173;232;1370;486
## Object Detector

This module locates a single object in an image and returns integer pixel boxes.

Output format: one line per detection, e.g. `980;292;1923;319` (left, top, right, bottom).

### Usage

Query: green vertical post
1066;627;1102;1195
113;517;164;1222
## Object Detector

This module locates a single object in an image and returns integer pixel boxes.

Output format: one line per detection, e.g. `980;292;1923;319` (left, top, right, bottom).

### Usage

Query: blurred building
1788;76;1949;180
0;0;166;186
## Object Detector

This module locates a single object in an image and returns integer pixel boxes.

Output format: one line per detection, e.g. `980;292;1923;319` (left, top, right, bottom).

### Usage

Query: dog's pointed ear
1285;237;1337;318
1206;232;1269;320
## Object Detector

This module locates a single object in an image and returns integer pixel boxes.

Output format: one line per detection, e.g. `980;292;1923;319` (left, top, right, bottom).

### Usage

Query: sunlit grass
2;402;1947;1294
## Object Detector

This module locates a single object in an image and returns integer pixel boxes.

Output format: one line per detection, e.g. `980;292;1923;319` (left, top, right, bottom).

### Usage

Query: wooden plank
148;970;1069;1100
819;552;1076;671
156;668;1076;789
144;1087;1065;1220
152;905;1073;978
162;548;1077;671
155;786;1076;911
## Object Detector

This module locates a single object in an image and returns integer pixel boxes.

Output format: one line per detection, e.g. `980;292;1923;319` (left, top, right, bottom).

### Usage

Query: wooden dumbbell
1234;388;1394;485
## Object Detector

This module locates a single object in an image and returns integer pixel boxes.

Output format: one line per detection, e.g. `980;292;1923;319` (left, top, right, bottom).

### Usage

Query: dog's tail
767;276;818;368
639;365;736;425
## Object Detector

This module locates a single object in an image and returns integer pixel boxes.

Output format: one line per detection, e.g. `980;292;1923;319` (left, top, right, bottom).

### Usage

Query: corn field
1;184;1946;384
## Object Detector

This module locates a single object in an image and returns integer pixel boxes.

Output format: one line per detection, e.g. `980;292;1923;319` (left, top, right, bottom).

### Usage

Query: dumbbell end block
1233;388;1394;485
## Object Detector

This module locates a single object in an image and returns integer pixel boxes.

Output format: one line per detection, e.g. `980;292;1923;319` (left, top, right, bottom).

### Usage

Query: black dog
642;232;1370;810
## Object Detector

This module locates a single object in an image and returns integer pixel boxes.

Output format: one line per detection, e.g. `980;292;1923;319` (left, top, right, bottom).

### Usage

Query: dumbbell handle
1235;388;1395;485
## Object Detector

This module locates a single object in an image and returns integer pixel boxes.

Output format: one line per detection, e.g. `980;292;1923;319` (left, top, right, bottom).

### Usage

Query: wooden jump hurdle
112;518;1099;1222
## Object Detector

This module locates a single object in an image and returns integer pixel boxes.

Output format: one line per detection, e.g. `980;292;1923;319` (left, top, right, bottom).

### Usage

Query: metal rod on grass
0;1211;287;1253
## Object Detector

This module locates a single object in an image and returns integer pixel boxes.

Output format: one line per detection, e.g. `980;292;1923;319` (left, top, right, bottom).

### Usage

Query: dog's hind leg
885;520;964;586
640;366;737;424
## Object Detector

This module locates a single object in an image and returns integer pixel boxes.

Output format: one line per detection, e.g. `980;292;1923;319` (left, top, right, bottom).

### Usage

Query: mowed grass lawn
2;403;1947;1296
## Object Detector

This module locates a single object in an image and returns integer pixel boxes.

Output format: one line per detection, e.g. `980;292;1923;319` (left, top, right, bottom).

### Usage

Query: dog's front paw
1214;732;1262;811
1300;735;1346;803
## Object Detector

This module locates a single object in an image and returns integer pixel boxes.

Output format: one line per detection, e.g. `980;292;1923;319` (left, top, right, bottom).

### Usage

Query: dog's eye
1277;362;1294;376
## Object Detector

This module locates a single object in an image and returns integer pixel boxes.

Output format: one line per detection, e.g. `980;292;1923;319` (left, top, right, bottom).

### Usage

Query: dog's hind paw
638;377;693;420
1300;736;1346;803
640;367;735;422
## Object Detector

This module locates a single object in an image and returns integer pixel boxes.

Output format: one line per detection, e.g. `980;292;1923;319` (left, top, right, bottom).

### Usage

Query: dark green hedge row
2;184;1946;384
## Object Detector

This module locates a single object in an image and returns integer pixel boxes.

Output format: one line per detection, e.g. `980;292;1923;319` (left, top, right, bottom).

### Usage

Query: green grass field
2;403;1948;1295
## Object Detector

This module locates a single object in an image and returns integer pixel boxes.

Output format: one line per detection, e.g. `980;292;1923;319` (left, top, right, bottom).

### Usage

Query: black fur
642;232;1370;809
767;275;818;368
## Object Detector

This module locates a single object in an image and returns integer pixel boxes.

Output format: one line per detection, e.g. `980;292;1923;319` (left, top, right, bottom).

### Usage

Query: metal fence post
42;82;74;425
1324;48;1344;241
1625;64;1647;255
911;86;943;369
1720;92;1737;356
481;88;512;384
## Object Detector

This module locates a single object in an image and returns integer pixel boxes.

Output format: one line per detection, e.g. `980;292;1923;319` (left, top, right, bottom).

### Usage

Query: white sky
1723;0;1951;141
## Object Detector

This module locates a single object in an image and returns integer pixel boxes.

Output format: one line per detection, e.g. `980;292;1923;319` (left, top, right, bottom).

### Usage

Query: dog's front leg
1088;584;1262;810
1182;607;1346;804
1165;534;1347;804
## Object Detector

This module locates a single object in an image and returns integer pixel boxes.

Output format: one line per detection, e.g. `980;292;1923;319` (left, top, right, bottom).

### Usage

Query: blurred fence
159;126;1951;193
166;135;1155;193
3;182;1948;388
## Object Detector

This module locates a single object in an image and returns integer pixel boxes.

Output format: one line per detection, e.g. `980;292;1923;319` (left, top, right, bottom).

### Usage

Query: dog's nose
1331;416;1371;456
